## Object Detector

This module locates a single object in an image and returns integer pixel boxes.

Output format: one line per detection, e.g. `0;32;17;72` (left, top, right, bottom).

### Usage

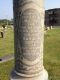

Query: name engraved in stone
19;9;41;61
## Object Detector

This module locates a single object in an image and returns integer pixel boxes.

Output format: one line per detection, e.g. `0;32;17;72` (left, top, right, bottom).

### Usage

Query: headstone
1;32;4;38
0;58;2;61
47;27;50;30
10;0;48;80
50;26;53;29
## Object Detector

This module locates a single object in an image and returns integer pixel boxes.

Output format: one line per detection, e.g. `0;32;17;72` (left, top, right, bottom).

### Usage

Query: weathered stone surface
11;0;48;80
10;69;48;80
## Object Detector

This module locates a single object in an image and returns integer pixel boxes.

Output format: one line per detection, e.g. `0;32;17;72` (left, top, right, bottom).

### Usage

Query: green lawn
0;28;14;57
0;28;60;80
0;60;14;80
44;28;60;80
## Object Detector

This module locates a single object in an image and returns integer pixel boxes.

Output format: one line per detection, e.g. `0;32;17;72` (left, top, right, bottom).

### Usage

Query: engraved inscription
18;9;43;61
13;0;45;75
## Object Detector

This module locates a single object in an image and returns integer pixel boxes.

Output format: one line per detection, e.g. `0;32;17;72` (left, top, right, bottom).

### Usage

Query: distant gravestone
0;58;2;61
1;32;4;38
0;25;6;38
10;0;48;80
50;26;53;29
47;27;50;30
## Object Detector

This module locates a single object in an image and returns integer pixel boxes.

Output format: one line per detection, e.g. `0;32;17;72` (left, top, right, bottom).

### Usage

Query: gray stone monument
10;0;48;80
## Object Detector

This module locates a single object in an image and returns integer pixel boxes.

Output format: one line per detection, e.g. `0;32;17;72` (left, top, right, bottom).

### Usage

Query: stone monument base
10;69;48;80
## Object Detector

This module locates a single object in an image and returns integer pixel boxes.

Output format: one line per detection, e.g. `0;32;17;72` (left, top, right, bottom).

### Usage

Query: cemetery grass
0;60;14;80
44;28;60;80
0;28;60;80
0;28;14;57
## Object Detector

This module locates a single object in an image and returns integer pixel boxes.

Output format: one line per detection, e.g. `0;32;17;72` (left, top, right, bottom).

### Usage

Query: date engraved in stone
18;9;42;61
